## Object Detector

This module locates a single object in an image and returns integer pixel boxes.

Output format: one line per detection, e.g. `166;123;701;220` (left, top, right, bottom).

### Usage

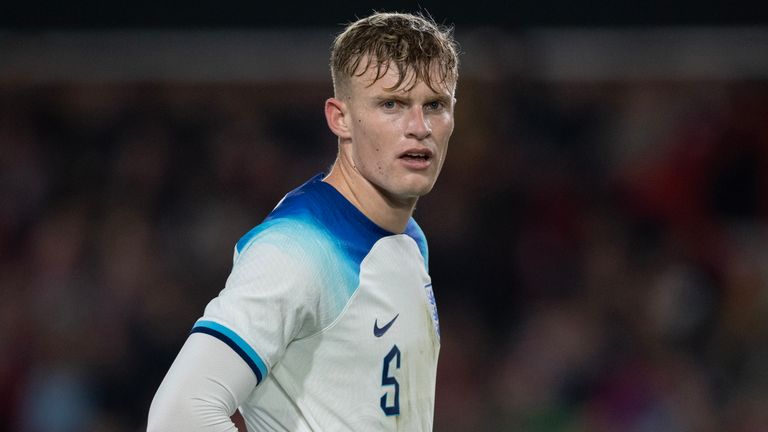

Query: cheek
359;124;386;154
436;120;455;147
352;114;397;167
370;145;385;174
352;128;383;170
438;114;455;134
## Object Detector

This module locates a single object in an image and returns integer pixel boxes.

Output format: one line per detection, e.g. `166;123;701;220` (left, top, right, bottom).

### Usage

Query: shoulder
238;173;394;266
231;174;374;293
234;209;331;274
235;174;331;258
404;218;429;270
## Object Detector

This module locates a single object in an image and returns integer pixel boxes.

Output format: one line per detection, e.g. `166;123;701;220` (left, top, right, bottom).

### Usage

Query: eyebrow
429;94;454;105
372;91;453;104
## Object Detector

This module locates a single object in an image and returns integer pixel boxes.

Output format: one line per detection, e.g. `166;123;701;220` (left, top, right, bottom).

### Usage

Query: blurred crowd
1;77;767;431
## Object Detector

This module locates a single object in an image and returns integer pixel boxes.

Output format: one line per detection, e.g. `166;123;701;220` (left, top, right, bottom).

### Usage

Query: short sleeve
191;226;323;383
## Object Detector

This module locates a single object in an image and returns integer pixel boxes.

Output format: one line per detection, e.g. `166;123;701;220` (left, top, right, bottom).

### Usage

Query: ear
325;97;351;139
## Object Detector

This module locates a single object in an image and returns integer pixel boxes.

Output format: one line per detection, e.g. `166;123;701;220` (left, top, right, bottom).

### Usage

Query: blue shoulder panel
404;218;429;271
235;174;394;298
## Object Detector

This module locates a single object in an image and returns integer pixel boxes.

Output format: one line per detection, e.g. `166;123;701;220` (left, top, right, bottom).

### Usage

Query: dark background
2;0;768;29
2;3;768;432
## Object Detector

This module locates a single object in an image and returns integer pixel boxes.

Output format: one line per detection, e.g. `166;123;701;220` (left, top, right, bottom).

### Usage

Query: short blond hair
330;12;459;95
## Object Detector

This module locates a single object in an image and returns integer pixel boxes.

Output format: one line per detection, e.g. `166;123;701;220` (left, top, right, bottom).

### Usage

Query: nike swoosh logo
373;314;399;337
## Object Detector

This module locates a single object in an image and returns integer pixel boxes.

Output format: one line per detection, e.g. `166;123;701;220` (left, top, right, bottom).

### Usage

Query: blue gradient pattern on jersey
235;174;428;300
197;174;432;382
404;219;429;271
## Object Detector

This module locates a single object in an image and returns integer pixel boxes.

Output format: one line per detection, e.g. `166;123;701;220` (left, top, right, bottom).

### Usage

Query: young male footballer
147;11;459;431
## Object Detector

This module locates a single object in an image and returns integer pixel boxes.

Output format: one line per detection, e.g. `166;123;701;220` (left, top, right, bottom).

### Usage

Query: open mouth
400;152;431;161
398;149;433;162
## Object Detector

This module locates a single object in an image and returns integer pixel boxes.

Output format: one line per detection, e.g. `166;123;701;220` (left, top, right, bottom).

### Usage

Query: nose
405;106;432;140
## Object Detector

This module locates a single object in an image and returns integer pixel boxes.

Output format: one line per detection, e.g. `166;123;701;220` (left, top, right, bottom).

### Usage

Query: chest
342;236;438;348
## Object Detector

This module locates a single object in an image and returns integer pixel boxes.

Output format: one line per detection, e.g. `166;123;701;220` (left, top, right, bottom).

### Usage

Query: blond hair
330;12;459;95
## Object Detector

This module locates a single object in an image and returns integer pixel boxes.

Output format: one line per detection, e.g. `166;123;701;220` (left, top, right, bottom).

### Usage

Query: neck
323;157;416;234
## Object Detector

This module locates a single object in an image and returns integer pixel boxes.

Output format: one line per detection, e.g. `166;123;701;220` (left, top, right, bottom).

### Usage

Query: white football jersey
191;174;441;431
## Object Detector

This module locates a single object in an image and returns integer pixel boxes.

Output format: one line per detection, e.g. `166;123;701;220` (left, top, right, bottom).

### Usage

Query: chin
377;172;439;201
397;181;436;199
403;169;439;186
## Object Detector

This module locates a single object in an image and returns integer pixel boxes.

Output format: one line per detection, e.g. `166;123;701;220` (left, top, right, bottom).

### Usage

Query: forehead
351;59;455;97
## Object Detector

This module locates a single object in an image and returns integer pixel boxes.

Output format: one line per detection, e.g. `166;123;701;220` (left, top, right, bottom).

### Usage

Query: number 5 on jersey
380;345;401;416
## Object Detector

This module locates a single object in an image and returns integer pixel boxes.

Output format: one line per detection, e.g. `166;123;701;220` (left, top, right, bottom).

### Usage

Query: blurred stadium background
2;1;768;431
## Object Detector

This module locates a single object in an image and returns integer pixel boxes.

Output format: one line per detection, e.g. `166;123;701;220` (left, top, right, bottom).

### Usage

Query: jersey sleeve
147;333;256;431
191;225;325;383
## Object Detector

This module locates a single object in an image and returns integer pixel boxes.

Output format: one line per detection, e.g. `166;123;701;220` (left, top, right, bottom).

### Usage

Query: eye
425;101;444;111
381;100;397;109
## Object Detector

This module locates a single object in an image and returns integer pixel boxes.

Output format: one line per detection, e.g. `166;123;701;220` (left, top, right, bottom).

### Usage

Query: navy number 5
380;345;401;415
